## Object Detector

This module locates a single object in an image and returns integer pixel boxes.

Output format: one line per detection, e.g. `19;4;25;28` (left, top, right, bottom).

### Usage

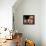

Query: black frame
23;15;35;25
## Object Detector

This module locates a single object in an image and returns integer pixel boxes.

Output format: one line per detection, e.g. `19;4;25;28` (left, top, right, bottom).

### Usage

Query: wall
0;0;16;30
41;0;46;46
13;0;41;46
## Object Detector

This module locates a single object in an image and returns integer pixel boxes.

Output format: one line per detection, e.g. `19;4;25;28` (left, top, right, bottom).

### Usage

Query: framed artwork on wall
23;15;35;25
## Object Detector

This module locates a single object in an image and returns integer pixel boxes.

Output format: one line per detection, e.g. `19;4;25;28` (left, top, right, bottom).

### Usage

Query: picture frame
23;15;35;25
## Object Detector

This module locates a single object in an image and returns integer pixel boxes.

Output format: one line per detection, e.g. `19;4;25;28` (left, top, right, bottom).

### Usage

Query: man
27;16;34;24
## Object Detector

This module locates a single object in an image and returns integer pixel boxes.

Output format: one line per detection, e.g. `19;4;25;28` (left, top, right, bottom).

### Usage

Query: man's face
28;16;34;24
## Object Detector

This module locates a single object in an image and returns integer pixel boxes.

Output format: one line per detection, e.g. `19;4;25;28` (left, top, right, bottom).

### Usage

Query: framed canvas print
23;15;35;25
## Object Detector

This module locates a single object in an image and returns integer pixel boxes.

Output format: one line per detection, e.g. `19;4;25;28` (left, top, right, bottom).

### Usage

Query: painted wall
41;0;46;46
13;0;41;46
0;0;16;29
